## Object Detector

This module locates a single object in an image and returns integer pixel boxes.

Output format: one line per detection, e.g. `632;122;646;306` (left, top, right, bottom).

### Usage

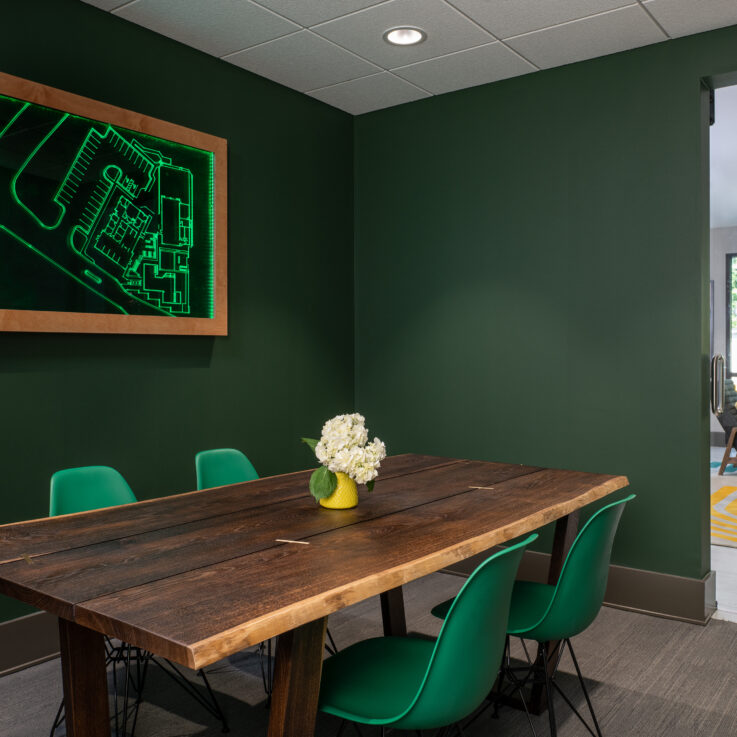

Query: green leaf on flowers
309;466;337;500
301;437;318;453
366;479;375;492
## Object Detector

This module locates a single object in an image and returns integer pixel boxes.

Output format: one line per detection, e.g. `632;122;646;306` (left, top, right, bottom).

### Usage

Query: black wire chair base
152;656;230;733
52;625;340;734
502;637;603;737
50;638;230;736
50;637;147;737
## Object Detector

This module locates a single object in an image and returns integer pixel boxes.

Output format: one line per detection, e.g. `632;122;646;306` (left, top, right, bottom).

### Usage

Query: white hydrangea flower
314;413;385;486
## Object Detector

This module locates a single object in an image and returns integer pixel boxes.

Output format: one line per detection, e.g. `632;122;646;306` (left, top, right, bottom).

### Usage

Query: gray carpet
2;572;737;736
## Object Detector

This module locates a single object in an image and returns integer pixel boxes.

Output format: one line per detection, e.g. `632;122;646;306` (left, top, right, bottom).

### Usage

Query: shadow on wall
0;332;216;374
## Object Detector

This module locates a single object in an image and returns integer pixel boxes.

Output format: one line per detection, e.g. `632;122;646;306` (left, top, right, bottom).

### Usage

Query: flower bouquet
302;413;386;505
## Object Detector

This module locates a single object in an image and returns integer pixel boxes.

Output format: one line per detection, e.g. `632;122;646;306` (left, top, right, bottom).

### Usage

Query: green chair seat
320;636;434;724
429;495;635;737
318;533;537;733
507;581;556;636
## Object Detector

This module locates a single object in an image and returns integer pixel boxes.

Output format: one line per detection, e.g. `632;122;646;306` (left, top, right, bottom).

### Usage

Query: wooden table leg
380;586;407;636
267;617;328;737
58;618;110;737
528;511;580;715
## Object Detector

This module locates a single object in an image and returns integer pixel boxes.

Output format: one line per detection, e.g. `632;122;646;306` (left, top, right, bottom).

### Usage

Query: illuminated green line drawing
11;112;69;229
0;226;127;314
0;93;215;318
0;101;28;139
84;270;102;285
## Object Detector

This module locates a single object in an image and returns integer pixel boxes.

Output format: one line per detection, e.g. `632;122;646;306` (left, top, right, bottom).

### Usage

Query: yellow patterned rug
711;481;737;548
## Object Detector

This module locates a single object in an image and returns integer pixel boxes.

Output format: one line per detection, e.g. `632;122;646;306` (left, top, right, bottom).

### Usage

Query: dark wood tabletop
0;454;628;736
0;454;627;670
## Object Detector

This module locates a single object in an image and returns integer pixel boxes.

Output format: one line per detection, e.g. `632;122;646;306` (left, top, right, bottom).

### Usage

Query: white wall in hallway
712;85;737;230
709;227;737;434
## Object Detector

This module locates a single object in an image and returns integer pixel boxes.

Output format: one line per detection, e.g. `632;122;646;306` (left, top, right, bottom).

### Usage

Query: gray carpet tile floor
2;571;737;736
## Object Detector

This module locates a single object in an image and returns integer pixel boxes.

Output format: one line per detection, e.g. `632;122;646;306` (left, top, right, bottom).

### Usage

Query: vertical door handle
712;354;725;416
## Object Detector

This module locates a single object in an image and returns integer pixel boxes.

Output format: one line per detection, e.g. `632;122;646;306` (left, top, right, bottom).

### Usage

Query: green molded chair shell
319;533;537;731
195;448;259;490
49;465;137;516
48;464;231;734
431;495;635;643
507;494;636;642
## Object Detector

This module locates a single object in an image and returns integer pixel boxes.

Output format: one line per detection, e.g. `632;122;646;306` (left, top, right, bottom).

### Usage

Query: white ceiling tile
80;0;737;116
251;0;387;27
113;0;300;57
308;72;430;114
80;0;131;9
225;31;381;92
643;0;737;38
393;42;535;95
446;0;632;39
505;5;666;69
313;0;493;69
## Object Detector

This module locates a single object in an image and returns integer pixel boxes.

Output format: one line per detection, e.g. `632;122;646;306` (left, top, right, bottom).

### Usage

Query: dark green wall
0;0;354;622
354;28;737;580
2;3;733;627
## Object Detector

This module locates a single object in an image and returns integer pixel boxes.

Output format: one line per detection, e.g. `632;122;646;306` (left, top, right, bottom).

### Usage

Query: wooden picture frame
0;71;227;335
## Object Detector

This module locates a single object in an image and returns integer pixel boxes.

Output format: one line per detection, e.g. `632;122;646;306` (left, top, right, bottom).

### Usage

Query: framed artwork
0;71;227;335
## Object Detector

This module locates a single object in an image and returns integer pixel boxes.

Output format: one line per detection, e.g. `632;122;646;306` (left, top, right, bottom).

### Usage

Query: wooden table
0;454;628;737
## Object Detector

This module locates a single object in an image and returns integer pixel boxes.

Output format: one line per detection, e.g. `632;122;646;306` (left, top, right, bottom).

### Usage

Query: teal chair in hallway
49;465;230;737
195;447;258;489
318;533;538;737
431;493;635;737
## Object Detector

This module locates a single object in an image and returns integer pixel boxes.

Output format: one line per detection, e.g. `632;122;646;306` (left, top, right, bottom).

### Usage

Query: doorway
709;83;737;621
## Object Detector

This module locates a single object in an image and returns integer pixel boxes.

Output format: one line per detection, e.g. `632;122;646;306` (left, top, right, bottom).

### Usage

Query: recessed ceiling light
383;27;426;46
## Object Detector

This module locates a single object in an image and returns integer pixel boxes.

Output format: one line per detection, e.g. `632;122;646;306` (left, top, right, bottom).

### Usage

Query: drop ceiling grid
80;0;737;115
299;1;668;111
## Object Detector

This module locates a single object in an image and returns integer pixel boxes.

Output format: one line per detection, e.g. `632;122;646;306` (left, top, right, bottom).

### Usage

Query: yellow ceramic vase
319;472;359;509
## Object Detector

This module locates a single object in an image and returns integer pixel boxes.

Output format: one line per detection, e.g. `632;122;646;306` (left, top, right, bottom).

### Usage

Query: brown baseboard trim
444;550;717;625
0;611;59;677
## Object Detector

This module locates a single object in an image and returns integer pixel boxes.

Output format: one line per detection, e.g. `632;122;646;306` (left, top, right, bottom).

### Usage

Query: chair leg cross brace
505;638;603;737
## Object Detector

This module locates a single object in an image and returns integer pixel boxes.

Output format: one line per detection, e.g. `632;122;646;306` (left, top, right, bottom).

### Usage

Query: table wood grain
0;454;628;736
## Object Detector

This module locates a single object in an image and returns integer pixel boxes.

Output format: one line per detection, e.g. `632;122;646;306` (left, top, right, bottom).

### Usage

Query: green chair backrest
394;533;537;730
49;465;137;516
195;448;259;490
519;494;635;643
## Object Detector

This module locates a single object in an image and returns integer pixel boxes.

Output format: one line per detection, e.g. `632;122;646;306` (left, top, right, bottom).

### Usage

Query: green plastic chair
195;448;259;489
319;533;538;736
49;465;136;517
50;466;139;736
431;494;635;737
48;465;229;737
506;494;634;737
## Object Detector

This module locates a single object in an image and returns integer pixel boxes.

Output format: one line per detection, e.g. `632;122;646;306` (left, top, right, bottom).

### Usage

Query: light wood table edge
155;473;628;669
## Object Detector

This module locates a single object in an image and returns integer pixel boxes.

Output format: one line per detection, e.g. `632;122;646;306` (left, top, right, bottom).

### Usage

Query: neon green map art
0;93;215;317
